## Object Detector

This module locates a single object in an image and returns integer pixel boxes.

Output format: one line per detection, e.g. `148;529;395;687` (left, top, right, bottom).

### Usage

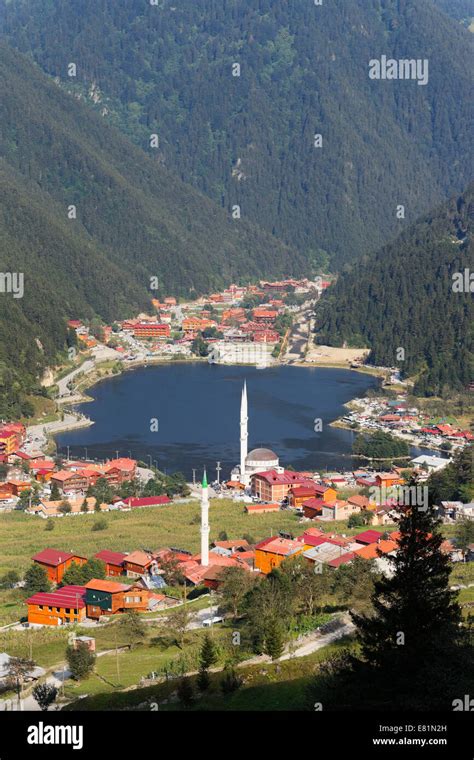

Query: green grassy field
0;499;301;577
64;637;353;711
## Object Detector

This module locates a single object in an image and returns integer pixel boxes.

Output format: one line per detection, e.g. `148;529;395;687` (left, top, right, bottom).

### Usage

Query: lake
56;363;380;478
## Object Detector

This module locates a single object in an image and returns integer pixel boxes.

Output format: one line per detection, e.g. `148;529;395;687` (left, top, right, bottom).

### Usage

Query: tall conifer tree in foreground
316;500;474;709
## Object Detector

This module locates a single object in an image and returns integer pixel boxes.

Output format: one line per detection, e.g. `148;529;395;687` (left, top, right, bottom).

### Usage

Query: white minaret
200;469;210;566
240;381;249;486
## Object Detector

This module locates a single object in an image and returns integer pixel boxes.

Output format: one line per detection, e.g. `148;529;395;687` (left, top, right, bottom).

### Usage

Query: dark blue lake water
56;363;380;478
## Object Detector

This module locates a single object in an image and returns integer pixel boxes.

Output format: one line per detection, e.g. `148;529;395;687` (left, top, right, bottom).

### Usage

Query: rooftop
32;548;85;566
26;585;86;608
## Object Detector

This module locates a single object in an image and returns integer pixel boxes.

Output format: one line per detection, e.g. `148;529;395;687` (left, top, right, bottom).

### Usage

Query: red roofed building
327;552;356;568
251;470;312;502
252;308;278;324
253;330;280;344
302;498;325;519
352;530;383;546
26;585;86;625
94;550;127;577
298;527;326;546
123;495;172;509
32;549;87;584
288;485;323;508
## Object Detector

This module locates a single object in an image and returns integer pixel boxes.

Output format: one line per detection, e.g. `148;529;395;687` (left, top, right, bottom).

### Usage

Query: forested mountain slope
433;0;474;25
2;0;472;266
315;186;473;395
0;41;304;417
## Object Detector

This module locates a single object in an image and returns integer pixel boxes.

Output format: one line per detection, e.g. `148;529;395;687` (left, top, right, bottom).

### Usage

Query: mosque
230;381;283;487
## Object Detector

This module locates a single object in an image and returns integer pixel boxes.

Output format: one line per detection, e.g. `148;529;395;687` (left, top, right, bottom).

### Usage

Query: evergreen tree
66;642;96;681
177;677;194;707
344;502;473;709
199;633;218;671
264;618;285;661
24;564;50;594
32;683;58;711
50;482;60;501
197;633;218;691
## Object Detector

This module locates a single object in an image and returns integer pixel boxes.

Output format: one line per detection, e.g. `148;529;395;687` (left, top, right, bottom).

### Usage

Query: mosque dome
246;448;279;465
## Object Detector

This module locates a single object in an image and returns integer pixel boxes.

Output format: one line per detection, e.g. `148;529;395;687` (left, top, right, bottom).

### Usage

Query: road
57;345;121;398
0;668;70;712
25;413;92;452
282;301;317;363
242;619;355;665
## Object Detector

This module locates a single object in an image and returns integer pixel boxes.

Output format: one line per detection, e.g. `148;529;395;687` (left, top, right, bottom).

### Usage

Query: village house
211;539;250;556
121;495;172;510
0;423;26;455
288;485;321;508
353;539;398;560
301;498;324;519
28;496;101;518
253;329;280;344
84;579;148;618
32;549;87;584
371;507;397;526
94;550;127;577
374;472;404;489
245;502;280;515
436;501;474;522
298;527;326;545
313;484;338;502
50;470;89;496
303;542;353;567
351;529;384;546
182;316;216;332
123;550;158;578
6;480;30;496
320;499;359;521
26;585;87;626
222;307;246;323
180;553;249;585
252;308;278;324
254;536;305;574
347;494;371;511
251;470;313;502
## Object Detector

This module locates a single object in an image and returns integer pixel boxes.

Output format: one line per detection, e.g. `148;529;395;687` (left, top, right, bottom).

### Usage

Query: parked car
202;615;223;627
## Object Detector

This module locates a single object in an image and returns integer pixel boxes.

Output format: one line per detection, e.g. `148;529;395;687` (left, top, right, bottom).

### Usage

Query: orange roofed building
374;472;404;489
84;579;148;618
254;536;305;574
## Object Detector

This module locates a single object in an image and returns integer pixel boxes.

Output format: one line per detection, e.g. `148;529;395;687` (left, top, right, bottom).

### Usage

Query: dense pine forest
315;185;474;396
433;0;474;24
0;41;305;418
1;0;473;267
